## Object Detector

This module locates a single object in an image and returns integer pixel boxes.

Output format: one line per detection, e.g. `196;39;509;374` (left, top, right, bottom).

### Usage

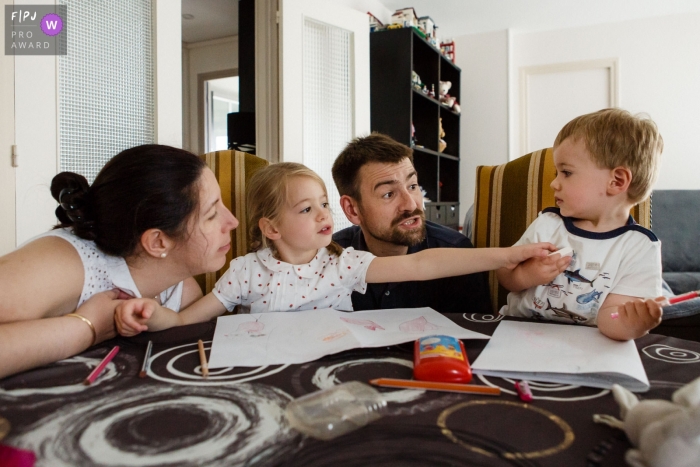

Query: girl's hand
514;252;572;285
74;289;123;344
503;242;557;270
114;298;159;337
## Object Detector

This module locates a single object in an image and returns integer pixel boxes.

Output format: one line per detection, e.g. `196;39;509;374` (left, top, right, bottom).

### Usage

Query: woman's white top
35;228;184;310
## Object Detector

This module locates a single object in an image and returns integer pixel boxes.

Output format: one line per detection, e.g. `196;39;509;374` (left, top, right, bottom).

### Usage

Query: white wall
457;12;700;225
182;36;238;154
510;13;700;190
455;30;509;223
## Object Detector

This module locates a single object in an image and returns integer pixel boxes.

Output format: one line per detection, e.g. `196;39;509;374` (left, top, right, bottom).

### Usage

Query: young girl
115;163;554;336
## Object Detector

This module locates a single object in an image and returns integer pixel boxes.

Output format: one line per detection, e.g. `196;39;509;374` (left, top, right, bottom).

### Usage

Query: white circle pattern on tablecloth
642;344;700;364
13;385;296;467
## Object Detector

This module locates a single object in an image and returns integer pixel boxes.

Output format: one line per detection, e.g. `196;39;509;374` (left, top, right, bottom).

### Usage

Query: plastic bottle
413;335;472;383
285;381;387;440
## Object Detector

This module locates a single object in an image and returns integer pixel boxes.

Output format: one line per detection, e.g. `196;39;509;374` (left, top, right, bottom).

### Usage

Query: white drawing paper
208;307;489;368
471;321;650;392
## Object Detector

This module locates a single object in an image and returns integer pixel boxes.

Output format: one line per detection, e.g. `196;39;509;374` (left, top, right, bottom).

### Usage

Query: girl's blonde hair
246;162;343;257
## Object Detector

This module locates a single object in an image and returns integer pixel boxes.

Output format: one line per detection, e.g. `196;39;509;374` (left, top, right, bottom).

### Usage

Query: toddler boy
498;108;665;340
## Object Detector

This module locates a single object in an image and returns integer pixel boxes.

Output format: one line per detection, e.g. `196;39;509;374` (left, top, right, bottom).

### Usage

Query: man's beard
363;208;427;247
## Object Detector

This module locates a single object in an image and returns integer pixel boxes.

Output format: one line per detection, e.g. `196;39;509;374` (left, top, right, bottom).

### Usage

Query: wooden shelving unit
370;27;461;229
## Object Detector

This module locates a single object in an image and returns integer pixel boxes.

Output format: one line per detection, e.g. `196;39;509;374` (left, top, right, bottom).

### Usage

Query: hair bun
50;172;93;230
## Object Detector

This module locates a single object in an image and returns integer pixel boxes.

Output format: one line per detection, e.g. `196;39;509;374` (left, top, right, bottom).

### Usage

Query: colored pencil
84;346;119;385
369;378;501;396
198;339;209;378
139;340;153;378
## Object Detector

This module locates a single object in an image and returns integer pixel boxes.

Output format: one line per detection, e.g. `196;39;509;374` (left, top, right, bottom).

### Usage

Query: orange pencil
197;339;209;378
84;346;119;385
369;378;501;396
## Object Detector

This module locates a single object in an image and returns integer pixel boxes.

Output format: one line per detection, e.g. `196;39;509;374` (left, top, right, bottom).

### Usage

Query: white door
9;1;179;248
14;53;59;246
279;0;369;230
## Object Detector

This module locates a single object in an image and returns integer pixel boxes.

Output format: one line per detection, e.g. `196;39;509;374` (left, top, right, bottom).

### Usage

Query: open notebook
208;307;489;368
471;321;650;392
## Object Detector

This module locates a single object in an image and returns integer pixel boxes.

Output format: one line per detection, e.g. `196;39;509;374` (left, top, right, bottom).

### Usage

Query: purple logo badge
40;13;62;36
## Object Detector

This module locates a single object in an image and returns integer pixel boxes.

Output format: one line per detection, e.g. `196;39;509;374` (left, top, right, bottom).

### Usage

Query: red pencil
84;346;119;385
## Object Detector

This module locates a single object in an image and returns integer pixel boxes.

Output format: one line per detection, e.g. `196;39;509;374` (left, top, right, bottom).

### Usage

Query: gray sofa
650;190;700;341
651;190;700;294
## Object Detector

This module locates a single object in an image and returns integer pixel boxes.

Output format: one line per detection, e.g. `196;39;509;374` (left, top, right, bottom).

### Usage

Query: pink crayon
84;346;119;385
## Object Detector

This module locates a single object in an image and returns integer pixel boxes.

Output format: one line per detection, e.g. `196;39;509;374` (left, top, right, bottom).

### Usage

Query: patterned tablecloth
1;313;699;467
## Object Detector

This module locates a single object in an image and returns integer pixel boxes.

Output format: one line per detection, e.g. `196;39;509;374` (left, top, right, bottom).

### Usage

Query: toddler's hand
515;250;572;285
503;242;558;270
612;297;664;336
114;298;158;337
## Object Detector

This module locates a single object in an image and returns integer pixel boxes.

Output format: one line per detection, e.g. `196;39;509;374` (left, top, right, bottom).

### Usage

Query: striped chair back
473;147;651;312
197;150;269;294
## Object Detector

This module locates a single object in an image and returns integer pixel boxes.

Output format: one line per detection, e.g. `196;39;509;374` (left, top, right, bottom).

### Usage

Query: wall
455;30;509;226
457;12;700;225
182;36;238;154
510;13;700;192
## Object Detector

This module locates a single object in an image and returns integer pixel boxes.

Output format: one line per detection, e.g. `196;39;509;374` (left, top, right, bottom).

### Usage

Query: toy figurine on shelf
439;80;461;113
438;118;446;153
440;40;456;63
411;123;416;148
412;71;423;91
390;7;418;28
368;12;384;33
429;84;436;99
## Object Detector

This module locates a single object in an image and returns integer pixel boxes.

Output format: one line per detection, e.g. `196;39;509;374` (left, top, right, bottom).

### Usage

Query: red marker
84;346;119;385
668;290;700;305
611;291;700;319
515;380;533;402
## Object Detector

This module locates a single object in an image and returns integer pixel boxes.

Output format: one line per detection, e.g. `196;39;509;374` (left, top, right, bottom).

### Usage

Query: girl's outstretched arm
365;242;555;284
115;293;228;335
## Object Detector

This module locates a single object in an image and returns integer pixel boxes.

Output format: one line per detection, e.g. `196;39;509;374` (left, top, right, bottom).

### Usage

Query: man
332;133;492;314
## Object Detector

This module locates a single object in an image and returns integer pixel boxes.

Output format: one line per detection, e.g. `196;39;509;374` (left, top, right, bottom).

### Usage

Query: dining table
1;312;699;467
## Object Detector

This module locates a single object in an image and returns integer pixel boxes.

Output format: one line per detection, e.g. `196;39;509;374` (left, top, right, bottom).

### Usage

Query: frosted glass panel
58;0;154;183
302;18;353;231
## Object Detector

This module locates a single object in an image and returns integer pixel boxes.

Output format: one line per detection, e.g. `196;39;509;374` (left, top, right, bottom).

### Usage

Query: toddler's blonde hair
554;108;663;204
247;162;343;257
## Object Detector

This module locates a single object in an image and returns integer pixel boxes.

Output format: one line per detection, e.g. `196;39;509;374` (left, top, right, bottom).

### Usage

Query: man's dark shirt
333;221;492;314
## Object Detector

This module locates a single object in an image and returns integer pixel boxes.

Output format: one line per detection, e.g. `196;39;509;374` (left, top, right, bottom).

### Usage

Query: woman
0;145;238;379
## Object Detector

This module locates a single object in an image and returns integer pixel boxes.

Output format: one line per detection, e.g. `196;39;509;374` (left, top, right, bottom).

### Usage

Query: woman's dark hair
50;144;207;257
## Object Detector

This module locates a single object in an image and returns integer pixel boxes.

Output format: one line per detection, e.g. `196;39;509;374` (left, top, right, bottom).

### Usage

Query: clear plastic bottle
285;381;387;440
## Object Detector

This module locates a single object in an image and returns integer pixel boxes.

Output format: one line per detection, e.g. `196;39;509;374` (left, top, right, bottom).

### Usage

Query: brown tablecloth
1;313;699;467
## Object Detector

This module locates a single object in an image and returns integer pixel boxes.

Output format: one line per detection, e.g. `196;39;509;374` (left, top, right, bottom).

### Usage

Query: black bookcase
370;27;461;230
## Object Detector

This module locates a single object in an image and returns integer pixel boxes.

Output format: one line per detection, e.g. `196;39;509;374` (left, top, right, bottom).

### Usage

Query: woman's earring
160;252;167;258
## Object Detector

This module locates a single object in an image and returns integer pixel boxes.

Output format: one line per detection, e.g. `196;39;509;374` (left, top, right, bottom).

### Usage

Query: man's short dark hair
332;133;414;200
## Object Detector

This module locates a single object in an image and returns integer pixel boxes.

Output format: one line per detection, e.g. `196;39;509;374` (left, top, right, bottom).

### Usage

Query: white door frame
0;0;16;256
